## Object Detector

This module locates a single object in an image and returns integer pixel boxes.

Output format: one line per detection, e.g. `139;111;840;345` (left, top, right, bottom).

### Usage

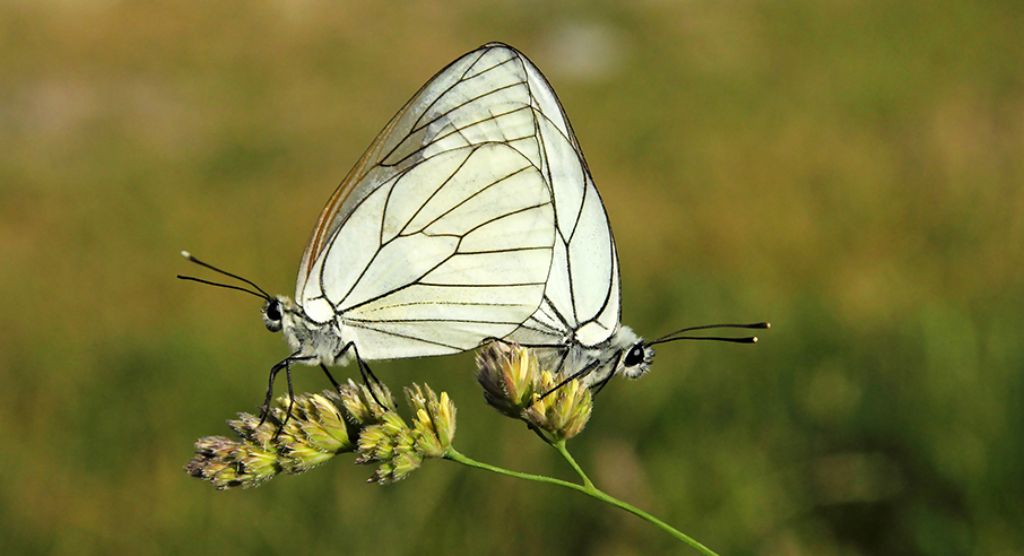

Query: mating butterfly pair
180;43;766;417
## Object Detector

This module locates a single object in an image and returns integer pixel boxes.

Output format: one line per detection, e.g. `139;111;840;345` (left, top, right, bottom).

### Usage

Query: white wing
505;50;622;349
297;43;571;360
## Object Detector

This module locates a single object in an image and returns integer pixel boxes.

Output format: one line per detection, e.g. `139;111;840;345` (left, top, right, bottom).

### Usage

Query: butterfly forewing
297;46;548;293
295;43;595;360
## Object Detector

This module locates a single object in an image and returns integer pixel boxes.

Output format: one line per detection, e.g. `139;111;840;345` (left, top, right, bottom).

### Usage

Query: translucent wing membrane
296;43;602;360
299;45;539;291
503;50;622;350
315;145;553;359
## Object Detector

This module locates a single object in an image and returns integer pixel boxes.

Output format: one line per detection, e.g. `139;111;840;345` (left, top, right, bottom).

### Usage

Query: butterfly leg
358;357;382;388
350;344;389;410
258;352;315;435
319;363;342;392
272;361;297;439
540;358;601;400
333;342;388;409
554;348;570;375
591;365;616;396
257;352;298;427
358;357;390;409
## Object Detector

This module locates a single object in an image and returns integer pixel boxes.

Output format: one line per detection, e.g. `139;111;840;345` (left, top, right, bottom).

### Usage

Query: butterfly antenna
176;275;269;300
648;321;770;346
178;250;273;300
652;321;769;342
648;335;759;346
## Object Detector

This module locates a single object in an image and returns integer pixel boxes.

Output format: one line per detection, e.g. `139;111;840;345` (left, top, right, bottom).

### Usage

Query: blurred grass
1;1;1022;554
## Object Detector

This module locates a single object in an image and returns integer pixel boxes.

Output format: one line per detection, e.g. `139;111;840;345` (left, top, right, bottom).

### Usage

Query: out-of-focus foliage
1;1;1021;554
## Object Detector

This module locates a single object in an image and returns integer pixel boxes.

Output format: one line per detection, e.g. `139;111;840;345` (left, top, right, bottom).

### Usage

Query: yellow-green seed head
476;342;539;417
475;344;594;442
186;436;279;489
338;379;395;424
523;371;593;442
188;379;457;489
405;384;457;457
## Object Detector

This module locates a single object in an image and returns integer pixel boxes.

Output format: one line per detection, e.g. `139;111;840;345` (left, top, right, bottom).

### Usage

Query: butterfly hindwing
505;51;622;350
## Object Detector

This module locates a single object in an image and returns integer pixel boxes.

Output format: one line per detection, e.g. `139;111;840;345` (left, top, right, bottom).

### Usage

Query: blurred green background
2;1;1022;554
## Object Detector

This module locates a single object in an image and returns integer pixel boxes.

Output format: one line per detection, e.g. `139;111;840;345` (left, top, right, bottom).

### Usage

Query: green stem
444;448;719;556
551;439;594;488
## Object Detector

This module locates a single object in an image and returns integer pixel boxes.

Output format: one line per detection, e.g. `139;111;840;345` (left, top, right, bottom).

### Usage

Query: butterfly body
263;297;354;367
530;324;655;388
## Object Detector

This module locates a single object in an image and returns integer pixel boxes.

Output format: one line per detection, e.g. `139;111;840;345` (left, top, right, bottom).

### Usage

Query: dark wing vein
338;200;552;315
346;317;524;325
343;320;463;351
359;300;530;315
399;164;533;237
417;281;545;288
403;49;489;141
412;80;528;134
384;104;534;168
392;147;478;239
462;52;517;80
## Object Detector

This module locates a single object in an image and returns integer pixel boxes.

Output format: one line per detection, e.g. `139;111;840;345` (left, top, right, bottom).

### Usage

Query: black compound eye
266;300;282;322
623;345;645;367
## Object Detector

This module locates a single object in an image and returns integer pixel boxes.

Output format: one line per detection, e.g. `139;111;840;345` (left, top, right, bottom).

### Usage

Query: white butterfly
493;48;769;391
180;43;611;412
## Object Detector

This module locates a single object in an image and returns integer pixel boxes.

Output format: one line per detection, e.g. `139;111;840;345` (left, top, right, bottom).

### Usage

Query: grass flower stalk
473;342;719;555
186;345;719;555
444;448;717;555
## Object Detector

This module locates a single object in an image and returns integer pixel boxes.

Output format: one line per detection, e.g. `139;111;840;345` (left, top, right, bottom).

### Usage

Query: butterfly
180;42;611;416
487;48;770;393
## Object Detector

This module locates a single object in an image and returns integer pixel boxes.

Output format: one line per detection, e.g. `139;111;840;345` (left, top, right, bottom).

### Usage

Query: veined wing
298;43;580;359
313;144;554;360
505;48;622;349
298;43;558;296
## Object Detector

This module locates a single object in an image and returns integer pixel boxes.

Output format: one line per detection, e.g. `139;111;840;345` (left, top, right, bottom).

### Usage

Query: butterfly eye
623;344;645;367
263;300;283;332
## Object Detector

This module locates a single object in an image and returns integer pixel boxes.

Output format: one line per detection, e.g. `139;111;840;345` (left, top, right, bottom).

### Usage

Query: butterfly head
614;339;655;378
607;321;771;381
619;340;656;379
608;326;655;379
262;294;311;335
261;297;285;333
